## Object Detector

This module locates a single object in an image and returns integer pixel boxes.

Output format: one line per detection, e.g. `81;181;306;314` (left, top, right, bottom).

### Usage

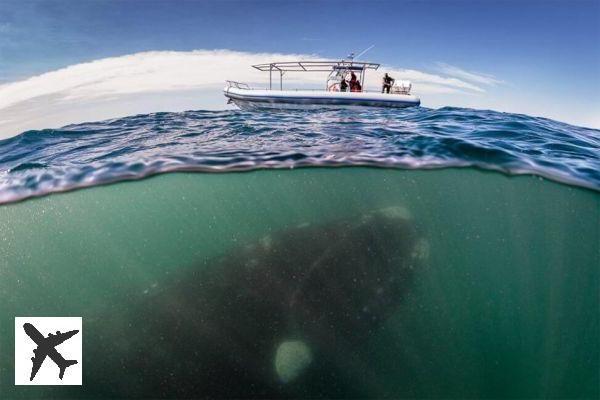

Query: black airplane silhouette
23;323;79;381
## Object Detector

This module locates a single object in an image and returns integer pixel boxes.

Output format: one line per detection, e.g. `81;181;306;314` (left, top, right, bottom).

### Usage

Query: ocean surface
0;107;598;398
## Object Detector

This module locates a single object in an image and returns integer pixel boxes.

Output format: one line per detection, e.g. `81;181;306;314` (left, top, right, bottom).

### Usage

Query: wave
0;107;598;204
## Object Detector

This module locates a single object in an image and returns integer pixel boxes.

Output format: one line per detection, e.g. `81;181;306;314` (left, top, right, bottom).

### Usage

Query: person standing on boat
349;72;358;91
340;77;348;92
382;73;395;93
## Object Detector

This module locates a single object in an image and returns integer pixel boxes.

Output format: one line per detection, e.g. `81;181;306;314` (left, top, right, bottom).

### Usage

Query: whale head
287;206;426;347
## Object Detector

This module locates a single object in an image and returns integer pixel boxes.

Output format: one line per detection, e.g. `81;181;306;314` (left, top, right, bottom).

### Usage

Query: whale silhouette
83;206;427;398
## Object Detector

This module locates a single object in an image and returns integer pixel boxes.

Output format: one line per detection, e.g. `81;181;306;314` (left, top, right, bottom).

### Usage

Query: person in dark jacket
382;73;394;93
340;77;348;92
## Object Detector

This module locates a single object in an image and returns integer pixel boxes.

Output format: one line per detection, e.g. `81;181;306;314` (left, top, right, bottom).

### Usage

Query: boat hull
224;87;420;110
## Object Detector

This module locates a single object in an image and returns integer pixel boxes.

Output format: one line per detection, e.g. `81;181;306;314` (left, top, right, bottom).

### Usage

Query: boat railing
225;83;411;95
225;80;251;90
286;88;411;95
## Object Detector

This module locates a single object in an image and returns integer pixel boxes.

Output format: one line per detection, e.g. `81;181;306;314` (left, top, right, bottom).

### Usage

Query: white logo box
15;317;82;385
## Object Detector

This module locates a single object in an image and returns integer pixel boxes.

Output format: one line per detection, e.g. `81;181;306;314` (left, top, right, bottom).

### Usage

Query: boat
224;59;420;110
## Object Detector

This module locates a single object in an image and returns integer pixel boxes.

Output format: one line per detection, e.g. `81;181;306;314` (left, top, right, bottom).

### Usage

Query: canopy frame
252;60;380;90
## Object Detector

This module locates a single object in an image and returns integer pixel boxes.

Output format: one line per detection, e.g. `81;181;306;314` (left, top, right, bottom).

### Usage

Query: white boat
224;59;420;110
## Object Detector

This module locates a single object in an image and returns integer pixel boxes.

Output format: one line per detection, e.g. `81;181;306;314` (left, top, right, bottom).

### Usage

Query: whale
80;206;428;398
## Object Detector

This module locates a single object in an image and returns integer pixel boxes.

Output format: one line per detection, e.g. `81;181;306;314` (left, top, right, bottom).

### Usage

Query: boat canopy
251;60;381;90
252;60;380;72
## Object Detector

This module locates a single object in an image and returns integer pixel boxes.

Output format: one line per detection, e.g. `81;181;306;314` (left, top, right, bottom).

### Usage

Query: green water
0;168;598;398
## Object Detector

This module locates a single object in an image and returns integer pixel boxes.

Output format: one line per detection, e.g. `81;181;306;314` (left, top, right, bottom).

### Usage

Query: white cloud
373;67;486;93
436;62;503;86
0;50;312;110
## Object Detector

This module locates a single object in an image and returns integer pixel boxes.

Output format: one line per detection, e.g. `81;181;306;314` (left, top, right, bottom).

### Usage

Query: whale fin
274;340;313;384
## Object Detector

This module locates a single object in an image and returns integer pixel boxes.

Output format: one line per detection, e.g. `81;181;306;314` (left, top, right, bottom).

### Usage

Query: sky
0;0;599;137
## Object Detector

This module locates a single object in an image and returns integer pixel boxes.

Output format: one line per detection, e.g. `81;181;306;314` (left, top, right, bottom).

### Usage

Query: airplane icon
23;322;79;381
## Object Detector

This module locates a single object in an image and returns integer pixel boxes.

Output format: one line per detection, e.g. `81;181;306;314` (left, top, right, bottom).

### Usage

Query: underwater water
0;108;598;398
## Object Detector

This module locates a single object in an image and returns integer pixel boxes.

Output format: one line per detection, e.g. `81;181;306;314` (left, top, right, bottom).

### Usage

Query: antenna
355;45;375;60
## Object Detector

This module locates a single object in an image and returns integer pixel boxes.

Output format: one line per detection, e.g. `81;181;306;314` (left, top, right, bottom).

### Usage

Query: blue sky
0;0;599;134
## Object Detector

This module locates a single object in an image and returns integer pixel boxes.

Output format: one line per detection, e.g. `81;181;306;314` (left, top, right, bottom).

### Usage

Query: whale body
82;207;427;398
